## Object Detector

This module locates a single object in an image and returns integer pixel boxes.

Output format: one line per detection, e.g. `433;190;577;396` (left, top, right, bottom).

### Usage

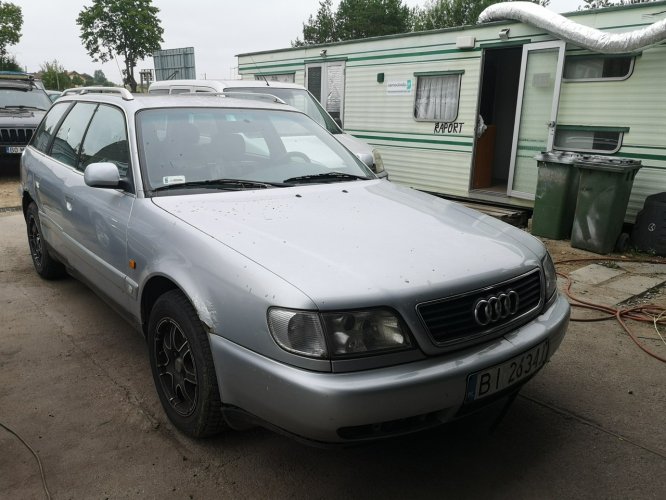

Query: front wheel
25;202;65;279
147;290;227;438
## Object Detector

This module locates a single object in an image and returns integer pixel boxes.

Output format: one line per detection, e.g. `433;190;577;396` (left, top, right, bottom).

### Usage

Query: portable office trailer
237;2;666;221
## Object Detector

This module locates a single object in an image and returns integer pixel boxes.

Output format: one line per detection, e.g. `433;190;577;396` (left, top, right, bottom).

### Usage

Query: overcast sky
11;0;582;84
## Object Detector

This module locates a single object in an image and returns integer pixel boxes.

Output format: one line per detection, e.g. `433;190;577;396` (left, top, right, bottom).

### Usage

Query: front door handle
65;196;73;212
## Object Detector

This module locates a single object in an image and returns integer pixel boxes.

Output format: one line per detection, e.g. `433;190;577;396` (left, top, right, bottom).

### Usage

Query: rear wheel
147;290;227;438
25;202;65;279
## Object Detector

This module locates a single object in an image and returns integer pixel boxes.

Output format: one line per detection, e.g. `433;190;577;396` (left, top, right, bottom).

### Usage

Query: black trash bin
532;151;581;239
631;192;666;256
571;155;642;254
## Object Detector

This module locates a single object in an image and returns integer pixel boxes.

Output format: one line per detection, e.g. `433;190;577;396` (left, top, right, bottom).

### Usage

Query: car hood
152;181;542;307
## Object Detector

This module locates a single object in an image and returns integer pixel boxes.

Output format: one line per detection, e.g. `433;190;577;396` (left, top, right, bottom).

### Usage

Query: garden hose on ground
555;257;666;363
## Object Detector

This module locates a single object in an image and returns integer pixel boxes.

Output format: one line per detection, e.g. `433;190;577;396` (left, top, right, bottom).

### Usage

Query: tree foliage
293;0;558;45
581;0;656;9
77;0;163;92
40;60;73;91
0;53;20;71
293;0;411;46
412;0;550;31
336;0;411;41
0;1;22;63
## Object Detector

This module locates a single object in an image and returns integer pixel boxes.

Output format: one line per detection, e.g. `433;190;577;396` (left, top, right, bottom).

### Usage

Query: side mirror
84;162;120;188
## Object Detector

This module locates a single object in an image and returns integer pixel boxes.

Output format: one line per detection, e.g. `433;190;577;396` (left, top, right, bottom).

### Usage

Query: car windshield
224;87;342;135
0;87;52;110
137;107;372;193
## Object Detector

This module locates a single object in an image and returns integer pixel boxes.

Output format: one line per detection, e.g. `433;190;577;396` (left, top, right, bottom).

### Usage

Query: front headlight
267;307;411;359
372;149;385;174
542;252;558;301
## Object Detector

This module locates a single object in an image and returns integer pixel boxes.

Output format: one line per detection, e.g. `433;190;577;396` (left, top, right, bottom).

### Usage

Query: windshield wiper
283;172;369;184
2;105;47;111
152;178;290;193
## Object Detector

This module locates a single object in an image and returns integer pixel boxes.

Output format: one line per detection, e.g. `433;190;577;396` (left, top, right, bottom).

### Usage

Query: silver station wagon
21;88;569;444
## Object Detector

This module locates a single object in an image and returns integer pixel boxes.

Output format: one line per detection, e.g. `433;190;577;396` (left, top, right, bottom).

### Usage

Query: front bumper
210;294;570;443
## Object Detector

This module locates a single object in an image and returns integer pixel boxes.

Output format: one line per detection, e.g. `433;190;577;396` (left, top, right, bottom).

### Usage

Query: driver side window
80;104;132;190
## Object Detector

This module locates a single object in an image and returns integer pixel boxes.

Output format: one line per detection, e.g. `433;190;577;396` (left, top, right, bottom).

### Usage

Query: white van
148;79;387;178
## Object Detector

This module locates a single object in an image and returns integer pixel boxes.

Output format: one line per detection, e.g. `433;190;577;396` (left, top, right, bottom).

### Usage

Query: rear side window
80;104;131;178
51;102;97;168
554;125;626;154
563;55;634;81
31;102;70;153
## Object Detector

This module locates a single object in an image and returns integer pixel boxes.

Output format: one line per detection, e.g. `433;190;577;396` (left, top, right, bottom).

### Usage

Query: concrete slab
569;283;635;306
568;264;626;285
606;275;666;295
617;262;666;275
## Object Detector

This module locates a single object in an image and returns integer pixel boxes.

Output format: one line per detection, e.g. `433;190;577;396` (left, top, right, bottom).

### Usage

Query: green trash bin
532;151;581;239
571;155;642;254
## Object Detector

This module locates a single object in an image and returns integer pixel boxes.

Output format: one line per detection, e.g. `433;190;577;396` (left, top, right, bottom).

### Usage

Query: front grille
0;127;34;145
417;269;542;347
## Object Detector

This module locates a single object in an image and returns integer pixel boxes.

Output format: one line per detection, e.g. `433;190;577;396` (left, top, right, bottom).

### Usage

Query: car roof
56;88;304;114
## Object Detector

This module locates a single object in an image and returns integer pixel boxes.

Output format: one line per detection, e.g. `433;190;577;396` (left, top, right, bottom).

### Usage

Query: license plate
466;340;549;402
5;146;24;154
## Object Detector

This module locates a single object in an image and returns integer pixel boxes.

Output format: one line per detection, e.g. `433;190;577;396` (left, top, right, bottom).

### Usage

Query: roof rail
175;91;286;105
61;86;134;101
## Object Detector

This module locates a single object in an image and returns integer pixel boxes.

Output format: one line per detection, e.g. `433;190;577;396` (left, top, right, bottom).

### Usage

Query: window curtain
414;75;460;121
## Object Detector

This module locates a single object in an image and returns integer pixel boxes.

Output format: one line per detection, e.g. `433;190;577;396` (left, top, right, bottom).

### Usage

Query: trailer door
508;41;565;199
306;61;346;127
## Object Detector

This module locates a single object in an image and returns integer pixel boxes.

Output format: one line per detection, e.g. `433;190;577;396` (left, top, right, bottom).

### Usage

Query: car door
63;103;135;310
23;101;72;256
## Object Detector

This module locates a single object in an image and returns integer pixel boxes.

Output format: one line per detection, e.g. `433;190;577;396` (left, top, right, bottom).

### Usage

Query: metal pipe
478;2;666;54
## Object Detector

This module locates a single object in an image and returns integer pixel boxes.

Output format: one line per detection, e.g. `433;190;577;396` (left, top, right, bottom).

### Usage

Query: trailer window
414;73;461;122
255;73;295;83
554;126;626;154
563;55;634;81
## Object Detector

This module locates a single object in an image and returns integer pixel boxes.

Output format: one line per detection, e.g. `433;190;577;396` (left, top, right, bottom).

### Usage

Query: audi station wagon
20;88;569;444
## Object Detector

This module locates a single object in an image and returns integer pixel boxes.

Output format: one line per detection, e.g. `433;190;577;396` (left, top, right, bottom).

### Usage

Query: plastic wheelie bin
570;155;642;254
531;151;581;239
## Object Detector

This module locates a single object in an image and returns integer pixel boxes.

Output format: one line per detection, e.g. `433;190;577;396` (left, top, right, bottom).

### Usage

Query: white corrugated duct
478;1;666;53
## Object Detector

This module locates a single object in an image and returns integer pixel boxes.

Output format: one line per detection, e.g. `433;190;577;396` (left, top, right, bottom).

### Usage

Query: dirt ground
0;164;21;210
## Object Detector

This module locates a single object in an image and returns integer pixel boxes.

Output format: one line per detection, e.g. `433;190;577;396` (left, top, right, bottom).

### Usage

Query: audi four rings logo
474;291;520;326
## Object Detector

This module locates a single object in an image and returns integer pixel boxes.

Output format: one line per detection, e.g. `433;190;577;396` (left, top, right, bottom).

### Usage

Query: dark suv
0;72;52;165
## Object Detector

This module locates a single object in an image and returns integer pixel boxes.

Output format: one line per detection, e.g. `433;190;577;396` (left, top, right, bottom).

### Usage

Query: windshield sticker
163;175;186;185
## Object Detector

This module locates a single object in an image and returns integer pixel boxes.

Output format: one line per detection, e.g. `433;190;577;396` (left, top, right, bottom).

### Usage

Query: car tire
147;289;227;438
25;202;66;279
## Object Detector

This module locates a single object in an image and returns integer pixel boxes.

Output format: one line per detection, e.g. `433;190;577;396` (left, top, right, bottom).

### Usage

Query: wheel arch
140;275;214;337
22;190;34;216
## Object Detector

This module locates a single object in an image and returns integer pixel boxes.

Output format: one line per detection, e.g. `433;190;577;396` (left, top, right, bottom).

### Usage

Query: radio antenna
249;54;270;87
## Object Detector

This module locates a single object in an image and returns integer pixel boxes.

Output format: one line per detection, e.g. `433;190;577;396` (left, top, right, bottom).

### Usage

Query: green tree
0;53;20;71
77;0;163;92
0;1;22;67
93;69;108;85
412;0;550;31
293;0;411;45
293;0;337;47
40;60;73;91
336;0;411;40
71;75;85;86
581;0;656;9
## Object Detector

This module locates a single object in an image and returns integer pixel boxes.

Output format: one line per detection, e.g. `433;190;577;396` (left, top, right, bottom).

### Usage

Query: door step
459;200;531;228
